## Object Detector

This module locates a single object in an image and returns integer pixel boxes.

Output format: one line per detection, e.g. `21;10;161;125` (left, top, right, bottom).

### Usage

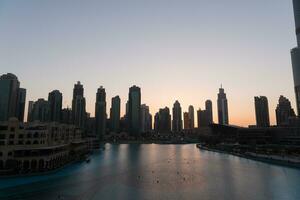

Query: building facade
172;100;183;132
48;90;62;122
275;96;296;126
0;73;26;122
72;82;86;128
128;86;141;136
110;96;121;133
0;118;87;175
95;86;107;139
291;0;300;116
254;96;270;127
217;87;229;125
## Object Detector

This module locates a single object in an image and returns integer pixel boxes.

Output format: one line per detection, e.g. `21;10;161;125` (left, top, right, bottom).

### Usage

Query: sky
0;0;297;127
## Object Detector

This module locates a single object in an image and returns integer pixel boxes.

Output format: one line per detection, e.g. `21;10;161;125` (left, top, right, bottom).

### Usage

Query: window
18;134;24;139
18;141;23;145
9;134;14;139
10;127;15;132
0;141;4;145
8;141;14;145
8;152;13;156
0;134;5;139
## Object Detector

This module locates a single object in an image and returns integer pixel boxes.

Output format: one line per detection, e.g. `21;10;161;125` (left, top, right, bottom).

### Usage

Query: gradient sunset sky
0;0;297;126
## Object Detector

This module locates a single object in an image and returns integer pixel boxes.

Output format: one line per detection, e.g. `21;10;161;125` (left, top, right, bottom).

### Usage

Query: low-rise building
0;118;87;175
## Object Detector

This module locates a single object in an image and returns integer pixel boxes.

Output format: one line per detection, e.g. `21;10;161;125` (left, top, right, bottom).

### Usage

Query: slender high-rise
48;90;62;122
110;95;120;133
188;105;194;129
72;81;86;128
128;85;141;136
254;96;270;127
16;88;26;122
140;104;152;133
172;100;182;132
217;86;229;125
0;73;26;122
205;100;213;124
291;0;300;116
95;86;107;139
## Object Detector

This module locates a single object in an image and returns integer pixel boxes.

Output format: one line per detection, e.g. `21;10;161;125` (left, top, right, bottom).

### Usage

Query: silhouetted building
27;101;34;122
188;105;195;129
217;86;229;125
72;82;86;128
31;98;50;122
205;100;213;124
128;85;141;136
155;107;171;133
254;96;270;127
95;86;107;139
61;108;72;124
276;96;296;126
48;90;62;122
140;104;152;133
291;0;300;116
110;96;120;133
0;73;26;122
183;112;189;129
16;88;26;122
172;100;182;132
197;109;209;127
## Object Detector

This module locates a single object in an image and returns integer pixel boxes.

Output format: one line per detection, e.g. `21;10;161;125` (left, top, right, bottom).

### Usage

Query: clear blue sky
0;0;297;126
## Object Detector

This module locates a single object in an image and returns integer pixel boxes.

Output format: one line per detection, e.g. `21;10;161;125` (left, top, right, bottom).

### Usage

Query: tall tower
72;81;86;128
48;90;62;122
254;96;270;127
291;0;300;116
172;100;183;132
110;96;120;133
95;86;107;139
205;100;213;124
217;86;229;125
188;105;195;129
128;85;141;136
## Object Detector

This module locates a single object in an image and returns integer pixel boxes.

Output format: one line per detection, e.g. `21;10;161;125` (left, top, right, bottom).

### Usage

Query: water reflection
1;144;300;200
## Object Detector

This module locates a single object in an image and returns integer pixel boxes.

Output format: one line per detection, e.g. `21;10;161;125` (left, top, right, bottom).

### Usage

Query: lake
1;144;300;200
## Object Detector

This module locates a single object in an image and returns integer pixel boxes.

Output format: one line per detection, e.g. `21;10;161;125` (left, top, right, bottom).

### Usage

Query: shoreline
196;144;300;169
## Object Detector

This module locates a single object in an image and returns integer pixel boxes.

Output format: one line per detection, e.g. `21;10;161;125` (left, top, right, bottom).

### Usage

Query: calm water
1;144;300;200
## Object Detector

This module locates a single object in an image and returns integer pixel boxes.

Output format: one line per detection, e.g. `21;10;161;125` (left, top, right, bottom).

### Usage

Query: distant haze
0;0;296;126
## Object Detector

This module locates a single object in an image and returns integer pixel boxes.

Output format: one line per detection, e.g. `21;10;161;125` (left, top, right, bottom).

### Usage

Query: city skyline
0;0;297;126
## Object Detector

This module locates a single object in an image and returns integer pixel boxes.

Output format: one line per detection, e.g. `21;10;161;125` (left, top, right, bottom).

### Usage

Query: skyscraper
254;96;270;127
0;73;25;122
61;108;72;124
72;81;86;128
16;88;26;122
172;100;182;132
183;112;190;130
197;108;209;127
27;101;34;122
128;85;141;136
205;100;213;124
275;96;296;126
188;105;194;129
140;104;152;133
31;98;50;122
155;107;171;133
217;86;229;125
48;90;62;122
95;86;107;139
291;0;300;116
110;96;120;133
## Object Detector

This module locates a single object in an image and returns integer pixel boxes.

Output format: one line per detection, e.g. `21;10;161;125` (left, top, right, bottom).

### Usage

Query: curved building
291;0;300;116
